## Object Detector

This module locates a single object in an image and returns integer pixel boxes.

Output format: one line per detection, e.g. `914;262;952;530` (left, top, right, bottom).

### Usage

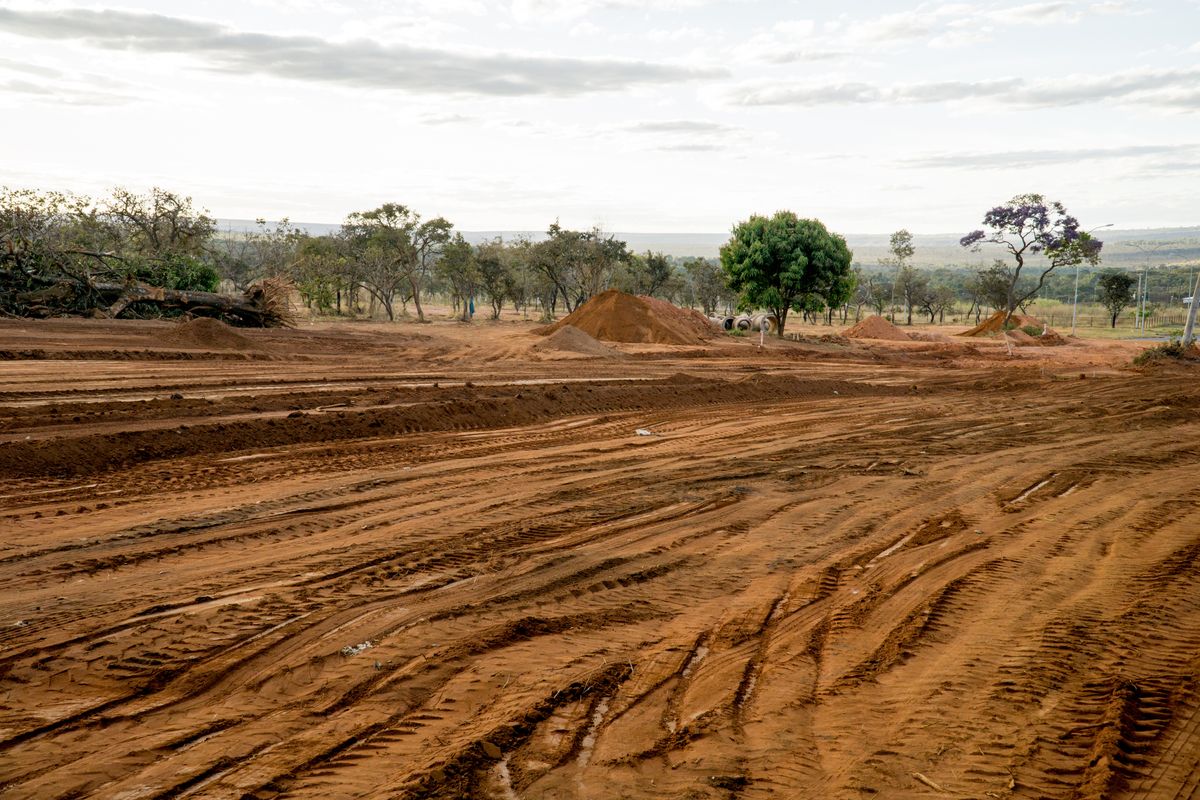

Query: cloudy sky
1;0;1197;232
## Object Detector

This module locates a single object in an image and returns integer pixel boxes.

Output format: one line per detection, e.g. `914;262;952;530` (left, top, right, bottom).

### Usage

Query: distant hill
215;220;1200;268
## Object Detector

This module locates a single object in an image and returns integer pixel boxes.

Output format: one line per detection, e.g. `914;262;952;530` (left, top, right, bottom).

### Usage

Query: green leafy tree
882;229;914;322
682;257;730;315
618;250;672;296
529;223;630;314
1097;270;1137;328
475;238;518;320
436;233;479;321
291;235;346;314
858;271;892;317
920;283;957;323
719;211;853;337
895;264;928;325
976;261;1014;313
341;203;452;322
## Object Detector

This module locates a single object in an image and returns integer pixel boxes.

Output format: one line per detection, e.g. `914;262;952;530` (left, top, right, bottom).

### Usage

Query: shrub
1020;324;1043;338
1133;339;1200;366
127;254;221;292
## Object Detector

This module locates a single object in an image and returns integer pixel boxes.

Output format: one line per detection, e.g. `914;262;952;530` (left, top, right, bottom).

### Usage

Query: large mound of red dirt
843;315;912;341
536;290;713;345
161;317;257;350
530;324;624;358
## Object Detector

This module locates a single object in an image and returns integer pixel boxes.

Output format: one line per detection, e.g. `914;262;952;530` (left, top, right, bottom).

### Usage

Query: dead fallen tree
4;272;294;327
2;186;294;328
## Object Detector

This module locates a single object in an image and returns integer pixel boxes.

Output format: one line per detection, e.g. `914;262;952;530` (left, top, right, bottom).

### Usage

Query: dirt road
1;318;1197;799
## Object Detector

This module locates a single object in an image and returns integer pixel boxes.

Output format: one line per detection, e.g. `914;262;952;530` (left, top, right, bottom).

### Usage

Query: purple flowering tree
960;194;1103;327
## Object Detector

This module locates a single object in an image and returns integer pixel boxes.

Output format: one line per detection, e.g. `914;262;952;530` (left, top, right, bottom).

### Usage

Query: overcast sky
1;0;1197;232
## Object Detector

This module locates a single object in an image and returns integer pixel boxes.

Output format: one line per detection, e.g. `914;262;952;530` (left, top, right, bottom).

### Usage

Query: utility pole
1133;272;1142;332
1184;271;1200;347
1141;264;1149;332
1072;223;1113;336
1080;263;1089;335
1127;240;1176;333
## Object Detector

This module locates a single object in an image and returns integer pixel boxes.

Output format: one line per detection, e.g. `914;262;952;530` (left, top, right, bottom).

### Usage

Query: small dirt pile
843;315;912;341
964;310;1068;346
907;331;955;343
530;324;623;358
963;310;1049;337
536;290;712;345
161;317;257;351
1004;329;1039;346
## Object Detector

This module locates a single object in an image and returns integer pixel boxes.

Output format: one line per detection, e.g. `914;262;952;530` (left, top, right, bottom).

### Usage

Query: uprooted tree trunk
6;274;293;327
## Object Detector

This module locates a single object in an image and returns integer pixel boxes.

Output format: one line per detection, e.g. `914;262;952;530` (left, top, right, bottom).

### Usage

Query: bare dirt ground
1;315;1197;800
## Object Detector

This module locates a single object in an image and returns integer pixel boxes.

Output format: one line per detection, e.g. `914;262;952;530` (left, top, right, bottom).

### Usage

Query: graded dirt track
1;317;1198;800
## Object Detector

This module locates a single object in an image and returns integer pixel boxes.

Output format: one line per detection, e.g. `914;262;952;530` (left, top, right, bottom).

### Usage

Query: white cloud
903;143;1199;169
1089;1;1145;14
508;0;710;23
0;7;724;97
987;1;1081;24
626;119;734;133
0;77;133;106
728;66;1200;111
744;1;1141;61
645;25;710;43
568;20;603;37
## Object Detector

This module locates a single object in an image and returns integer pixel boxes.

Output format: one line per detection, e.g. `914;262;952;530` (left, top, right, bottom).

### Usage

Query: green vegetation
1133;339;1200;365
960;194;1103;326
1097;270;1137;328
5;184;1195;338
719;211;854;336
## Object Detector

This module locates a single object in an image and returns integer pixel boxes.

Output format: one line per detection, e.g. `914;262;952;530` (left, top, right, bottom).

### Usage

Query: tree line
6;186;1146;333
217;207;742;323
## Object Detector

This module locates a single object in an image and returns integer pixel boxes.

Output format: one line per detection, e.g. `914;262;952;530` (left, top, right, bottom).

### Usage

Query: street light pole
1071;263;1081;336
1127;239;1176;334
1184;271;1200;347
1072;223;1111;337
1133;272;1142;332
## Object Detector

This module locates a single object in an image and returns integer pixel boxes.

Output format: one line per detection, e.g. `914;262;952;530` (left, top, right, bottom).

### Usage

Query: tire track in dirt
1;334;1197;798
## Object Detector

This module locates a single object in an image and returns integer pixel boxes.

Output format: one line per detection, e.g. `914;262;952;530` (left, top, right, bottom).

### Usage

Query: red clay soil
962;310;1056;337
530;324;624;358
537;290;713;345
1005;329;1071;347
843;315;912;341
2;318;1198;800
160;317;259;350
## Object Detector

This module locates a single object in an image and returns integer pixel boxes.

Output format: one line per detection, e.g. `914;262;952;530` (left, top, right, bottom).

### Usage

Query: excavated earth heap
963;310;1047;337
160;317;258;351
536;290;713;345
963;310;1069;346
843;315;912;341
530;324;624;358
